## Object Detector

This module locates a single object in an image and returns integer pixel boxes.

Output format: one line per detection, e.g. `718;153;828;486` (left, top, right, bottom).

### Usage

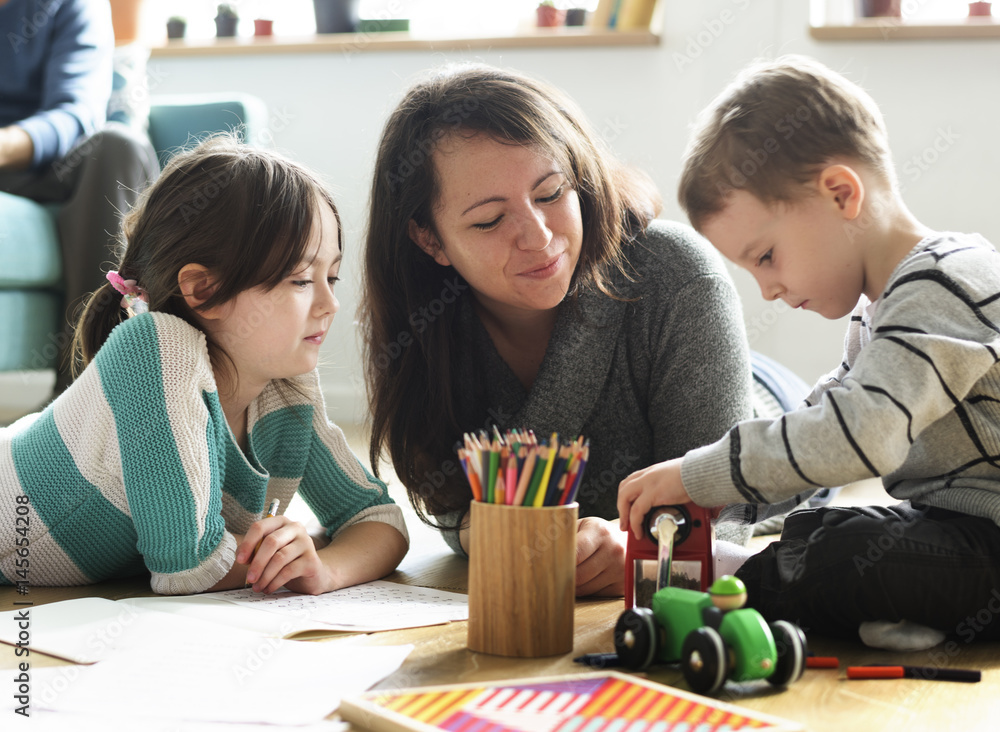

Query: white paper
121;594;322;638
207;580;468;631
30;640;411;725
4;701;349;732
0;597;261;664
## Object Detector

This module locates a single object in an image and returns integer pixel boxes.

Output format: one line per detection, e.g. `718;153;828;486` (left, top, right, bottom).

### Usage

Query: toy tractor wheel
767;620;807;687
614;607;659;670
681;626;728;695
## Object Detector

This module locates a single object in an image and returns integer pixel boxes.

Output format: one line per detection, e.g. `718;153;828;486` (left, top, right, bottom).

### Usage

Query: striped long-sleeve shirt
0;312;407;594
682;232;1000;528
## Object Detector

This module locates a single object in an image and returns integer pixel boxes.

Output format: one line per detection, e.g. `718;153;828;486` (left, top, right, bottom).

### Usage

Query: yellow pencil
533;433;559;507
246;498;280;589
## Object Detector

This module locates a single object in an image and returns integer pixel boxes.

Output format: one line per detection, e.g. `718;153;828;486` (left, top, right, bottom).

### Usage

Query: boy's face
701;190;865;320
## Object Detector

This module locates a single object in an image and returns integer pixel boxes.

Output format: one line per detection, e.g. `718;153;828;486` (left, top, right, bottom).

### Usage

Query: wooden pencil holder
467;501;578;657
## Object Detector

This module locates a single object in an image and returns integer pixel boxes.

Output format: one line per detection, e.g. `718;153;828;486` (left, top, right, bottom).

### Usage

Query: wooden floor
3;423;1000;730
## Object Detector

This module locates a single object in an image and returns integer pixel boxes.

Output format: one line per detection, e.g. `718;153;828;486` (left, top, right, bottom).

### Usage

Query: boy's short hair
679;55;895;230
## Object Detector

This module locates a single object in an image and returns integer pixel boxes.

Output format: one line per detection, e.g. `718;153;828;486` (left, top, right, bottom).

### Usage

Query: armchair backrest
148;93;270;166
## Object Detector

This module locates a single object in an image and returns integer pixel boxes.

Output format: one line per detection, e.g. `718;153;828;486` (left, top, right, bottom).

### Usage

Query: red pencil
847;666;980;683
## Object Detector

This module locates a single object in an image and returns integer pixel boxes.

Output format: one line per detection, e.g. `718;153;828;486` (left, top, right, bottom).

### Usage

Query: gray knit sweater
441;220;753;552
683;232;1000;528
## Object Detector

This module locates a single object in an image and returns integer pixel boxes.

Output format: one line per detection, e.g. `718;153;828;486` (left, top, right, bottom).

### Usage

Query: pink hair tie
106;270;149;317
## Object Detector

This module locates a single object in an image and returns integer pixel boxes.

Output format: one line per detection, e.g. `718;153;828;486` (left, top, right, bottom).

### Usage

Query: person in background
0;0;159;391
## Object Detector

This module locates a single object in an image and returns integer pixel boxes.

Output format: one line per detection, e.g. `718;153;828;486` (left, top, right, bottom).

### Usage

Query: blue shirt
0;0;113;169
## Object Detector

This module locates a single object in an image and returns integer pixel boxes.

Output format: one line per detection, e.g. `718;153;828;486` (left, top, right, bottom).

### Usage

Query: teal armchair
0;93;269;372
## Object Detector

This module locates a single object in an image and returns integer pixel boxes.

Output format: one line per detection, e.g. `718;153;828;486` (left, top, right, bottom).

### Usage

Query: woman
361;64;754;596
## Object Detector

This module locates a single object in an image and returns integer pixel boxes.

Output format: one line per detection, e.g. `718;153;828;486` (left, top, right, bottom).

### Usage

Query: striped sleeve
96;314;236;594
682;235;1000;508
290;372;408;544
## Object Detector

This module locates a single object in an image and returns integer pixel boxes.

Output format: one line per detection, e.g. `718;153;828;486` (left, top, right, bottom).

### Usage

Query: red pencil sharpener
624;503;718;609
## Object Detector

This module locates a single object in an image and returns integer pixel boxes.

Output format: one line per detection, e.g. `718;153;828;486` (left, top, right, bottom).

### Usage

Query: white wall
7;0;999;422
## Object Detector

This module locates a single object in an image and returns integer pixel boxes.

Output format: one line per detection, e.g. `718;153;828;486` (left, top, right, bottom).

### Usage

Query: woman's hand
575;517;626;597
238;515;329;595
617;458;691;541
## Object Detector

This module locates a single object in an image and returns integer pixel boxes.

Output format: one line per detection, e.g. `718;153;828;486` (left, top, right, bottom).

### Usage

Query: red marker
847;666;981;683
806;656;839;669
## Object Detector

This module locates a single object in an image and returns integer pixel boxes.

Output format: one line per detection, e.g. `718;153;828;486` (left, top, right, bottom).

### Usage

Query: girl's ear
408;219;452;267
178;264;224;319
817;164;864;221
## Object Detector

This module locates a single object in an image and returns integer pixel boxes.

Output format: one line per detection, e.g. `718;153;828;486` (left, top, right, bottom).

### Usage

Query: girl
1;136;408;595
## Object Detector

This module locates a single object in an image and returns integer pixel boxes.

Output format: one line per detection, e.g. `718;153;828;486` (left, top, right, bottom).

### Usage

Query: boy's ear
408;219;452;268
177;264;224;319
817;164;864;221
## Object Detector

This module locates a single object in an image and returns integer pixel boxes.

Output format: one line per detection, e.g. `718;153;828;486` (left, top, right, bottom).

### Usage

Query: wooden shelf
149;27;661;58
811;16;1000;40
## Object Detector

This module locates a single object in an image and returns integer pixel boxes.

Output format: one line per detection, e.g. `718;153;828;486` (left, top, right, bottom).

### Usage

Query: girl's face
211;199;341;391
411;133;584;324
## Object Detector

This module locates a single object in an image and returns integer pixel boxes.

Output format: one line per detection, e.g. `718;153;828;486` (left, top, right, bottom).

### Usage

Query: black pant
737;502;1000;642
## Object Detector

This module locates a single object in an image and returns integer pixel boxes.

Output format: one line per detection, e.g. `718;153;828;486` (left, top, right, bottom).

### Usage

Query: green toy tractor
614;576;807;695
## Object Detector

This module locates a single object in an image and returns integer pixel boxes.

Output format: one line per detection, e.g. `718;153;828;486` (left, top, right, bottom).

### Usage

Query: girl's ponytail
70;281;127;376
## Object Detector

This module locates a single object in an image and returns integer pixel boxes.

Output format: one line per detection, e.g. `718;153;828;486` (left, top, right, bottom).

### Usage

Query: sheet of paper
0;597;261;664
4;698;349;732
207;580;468;631
30;640;411;725
120;594;325;638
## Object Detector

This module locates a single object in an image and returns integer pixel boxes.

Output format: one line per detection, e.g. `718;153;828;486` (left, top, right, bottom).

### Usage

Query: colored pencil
458;429;587;507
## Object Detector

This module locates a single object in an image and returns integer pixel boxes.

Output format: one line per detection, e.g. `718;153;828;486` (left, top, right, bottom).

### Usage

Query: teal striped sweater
0;312;407;594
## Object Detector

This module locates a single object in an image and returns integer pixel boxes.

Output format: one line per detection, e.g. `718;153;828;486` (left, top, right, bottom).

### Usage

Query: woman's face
411;132;584;323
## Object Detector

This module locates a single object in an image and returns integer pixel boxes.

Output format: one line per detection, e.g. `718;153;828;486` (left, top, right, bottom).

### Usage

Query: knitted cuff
680;437;743;508
149;531;238;595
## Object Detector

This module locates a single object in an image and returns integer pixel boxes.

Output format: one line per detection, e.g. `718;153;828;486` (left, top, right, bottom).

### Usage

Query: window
143;0;603;42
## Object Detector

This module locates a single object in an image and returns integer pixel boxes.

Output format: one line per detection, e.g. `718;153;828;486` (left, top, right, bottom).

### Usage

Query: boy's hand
617;458;691;541
238;515;328;595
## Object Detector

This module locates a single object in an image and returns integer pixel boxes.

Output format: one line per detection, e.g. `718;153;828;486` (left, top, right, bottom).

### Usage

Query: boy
618;56;1000;650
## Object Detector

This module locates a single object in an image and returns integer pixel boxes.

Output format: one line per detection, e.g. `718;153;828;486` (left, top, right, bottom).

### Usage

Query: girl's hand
617;458;691;541
238;515;330;595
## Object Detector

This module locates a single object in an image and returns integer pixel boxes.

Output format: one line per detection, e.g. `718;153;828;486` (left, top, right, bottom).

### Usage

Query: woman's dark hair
71;134;341;389
361;64;661;526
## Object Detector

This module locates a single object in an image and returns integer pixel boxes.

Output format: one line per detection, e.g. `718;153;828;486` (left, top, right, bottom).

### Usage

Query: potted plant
536;1;565;28
166;15;186;39
858;0;901;16
313;0;359;34
254;18;274;35
215;3;239;37
969;2;992;16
